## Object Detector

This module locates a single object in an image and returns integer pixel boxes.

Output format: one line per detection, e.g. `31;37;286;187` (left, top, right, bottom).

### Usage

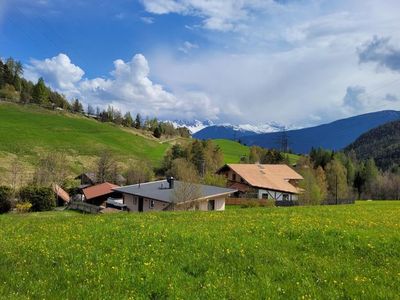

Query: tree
32;78;49;104
170;158;200;183
325;159;348;201
203;173;227;187
125;161;154;184
19;185;55;212
0;186;12;214
153;125;162;138
95;150;118;183
134;113;142;129
87;104;95;115
298;168;324;205
32;152;69;187
71;99;84;113
122;112;133;127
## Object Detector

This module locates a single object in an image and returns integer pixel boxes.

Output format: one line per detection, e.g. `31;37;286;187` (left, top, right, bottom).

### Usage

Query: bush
19;186;55;212
16;202;32;213
0;186;13;214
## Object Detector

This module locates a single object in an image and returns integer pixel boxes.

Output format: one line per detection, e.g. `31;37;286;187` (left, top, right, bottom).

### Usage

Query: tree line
0;56;190;139
296;147;400;204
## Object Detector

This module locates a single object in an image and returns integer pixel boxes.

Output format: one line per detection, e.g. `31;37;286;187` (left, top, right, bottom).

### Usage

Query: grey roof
113;180;237;203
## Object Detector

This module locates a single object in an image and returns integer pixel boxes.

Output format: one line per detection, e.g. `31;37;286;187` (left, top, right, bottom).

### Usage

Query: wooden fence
68;201;101;214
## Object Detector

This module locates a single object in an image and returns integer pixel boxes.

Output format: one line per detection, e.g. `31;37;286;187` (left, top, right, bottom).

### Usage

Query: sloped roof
114;180;237;203
83;182;119;200
52;184;70;203
223;164;303;194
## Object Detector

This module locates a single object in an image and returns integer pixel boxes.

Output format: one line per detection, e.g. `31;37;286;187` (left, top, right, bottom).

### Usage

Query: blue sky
1;0;400;126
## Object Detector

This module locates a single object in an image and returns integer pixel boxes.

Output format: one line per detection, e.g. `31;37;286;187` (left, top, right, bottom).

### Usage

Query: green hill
0;103;170;178
213;139;300;165
345;120;400;170
0;201;399;298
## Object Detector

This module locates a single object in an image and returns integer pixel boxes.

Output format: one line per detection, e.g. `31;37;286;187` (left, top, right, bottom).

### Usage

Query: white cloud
178;41;199;54
140;16;154;24
25;53;219;120
25;53;84;96
140;0;277;31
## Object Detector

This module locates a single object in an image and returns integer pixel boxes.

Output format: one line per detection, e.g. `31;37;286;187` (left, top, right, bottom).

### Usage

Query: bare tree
95;150;118;183
9;157;22;192
32;152;68;187
170;181;202;210
125;161;154;184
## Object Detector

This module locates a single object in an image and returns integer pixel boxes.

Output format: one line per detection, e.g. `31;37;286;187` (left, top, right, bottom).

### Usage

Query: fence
68;201;101;214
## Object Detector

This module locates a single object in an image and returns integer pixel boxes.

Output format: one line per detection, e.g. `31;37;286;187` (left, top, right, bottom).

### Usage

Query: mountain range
189;110;400;154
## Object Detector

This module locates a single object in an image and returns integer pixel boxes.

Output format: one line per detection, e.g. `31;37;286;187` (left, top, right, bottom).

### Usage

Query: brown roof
224;164;303;194
52;184;70;203
83;182;119;200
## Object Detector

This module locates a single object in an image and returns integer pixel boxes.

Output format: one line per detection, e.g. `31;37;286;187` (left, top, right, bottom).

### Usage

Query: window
262;193;269;199
282;194;290;201
133;197;137;205
241;177;245;183
232;174;236;181
150;200;155;209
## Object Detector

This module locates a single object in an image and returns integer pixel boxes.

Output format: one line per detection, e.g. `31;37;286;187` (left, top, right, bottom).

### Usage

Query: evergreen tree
71;99;84;113
122;112;134;127
134;113;142;129
32;78;49;104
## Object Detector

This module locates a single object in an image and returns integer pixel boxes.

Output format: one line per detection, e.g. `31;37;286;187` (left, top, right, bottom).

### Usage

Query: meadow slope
0;201;399;299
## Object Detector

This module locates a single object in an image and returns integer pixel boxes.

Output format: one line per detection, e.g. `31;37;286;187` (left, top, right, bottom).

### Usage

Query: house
75;172;97;186
82;182;122;206
52;183;70;206
75;172;127;188
114;177;237;212
217;164;303;201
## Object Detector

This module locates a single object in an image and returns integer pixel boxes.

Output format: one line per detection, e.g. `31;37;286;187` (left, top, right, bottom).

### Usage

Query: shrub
19;186;55;212
16;202;32;213
0;186;13;214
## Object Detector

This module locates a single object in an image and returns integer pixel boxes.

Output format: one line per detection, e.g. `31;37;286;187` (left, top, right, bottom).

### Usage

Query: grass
213;138;300;165
0;201;399;299
0;103;169;165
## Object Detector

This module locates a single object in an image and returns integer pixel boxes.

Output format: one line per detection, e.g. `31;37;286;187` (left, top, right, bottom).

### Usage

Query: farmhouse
114;177;237;212
217;164;303;201
82;182;122;206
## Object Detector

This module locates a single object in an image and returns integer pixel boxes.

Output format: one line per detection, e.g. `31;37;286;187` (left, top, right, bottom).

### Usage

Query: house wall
220;169;245;184
123;194;169;212
257;189;297;201
123;193;226;212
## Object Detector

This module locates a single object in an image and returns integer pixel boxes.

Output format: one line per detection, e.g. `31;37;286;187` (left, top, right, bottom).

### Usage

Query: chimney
167;176;175;189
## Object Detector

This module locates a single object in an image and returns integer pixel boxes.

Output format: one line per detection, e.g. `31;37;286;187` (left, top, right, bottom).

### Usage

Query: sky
1;0;400;127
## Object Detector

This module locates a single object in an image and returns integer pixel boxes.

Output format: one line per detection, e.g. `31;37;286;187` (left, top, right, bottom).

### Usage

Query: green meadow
0;201;398;299
213;138;300;164
0;103;169;165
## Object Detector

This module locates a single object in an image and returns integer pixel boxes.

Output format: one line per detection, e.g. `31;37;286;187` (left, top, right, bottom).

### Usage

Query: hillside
345;120;400;170
196;110;400;154
0;202;399;298
0;103;170;179
213;139;299;165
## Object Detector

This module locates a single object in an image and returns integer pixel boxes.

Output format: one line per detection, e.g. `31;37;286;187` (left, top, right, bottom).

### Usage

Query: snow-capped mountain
165;119;295;136
166;119;214;134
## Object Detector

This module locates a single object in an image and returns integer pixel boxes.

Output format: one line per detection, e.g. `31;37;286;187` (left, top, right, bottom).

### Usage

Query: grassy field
0;201;399;299
0;103;169;165
213;139;300;165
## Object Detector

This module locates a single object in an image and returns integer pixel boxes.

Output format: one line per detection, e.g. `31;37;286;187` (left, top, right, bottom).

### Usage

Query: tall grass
0;201;399;299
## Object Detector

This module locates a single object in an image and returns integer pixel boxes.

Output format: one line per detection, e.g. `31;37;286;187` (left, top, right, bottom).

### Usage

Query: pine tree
122;112;134;127
134;113;142;129
32;78;49;104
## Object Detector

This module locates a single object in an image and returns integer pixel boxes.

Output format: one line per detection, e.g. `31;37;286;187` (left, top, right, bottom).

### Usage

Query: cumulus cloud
25;53;84;96
25;53;219;120
358;36;400;72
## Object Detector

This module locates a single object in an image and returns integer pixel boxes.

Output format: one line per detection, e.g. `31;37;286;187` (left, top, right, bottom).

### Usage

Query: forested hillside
345;120;400;171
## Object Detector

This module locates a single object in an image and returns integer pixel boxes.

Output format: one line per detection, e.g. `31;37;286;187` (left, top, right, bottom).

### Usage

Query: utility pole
335;174;338;205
